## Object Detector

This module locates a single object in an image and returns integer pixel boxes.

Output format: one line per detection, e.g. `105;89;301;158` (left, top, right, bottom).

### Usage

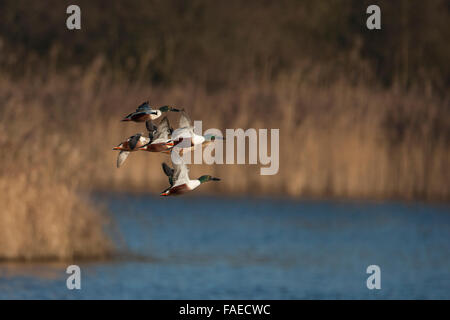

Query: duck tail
160;188;171;196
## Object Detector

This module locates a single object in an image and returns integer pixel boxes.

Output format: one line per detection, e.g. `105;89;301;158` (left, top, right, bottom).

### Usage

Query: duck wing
136;101;150;112
128;133;142;150
172;159;190;186
179;109;192;128
145;120;157;140
117;151;130;168
135;102;157;115
171;127;194;144
152;117;171;142
162;162;175;186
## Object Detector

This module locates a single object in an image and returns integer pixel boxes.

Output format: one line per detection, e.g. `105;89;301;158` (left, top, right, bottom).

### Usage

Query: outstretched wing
128;133;142;150
117;151;130;168
146;120;157;140
136;101;150;112
179;109;192;128
136;102;157;115
162;162;175;186
172;158;190;186
146;120;157;132
123;112;134;119
153;117;171;142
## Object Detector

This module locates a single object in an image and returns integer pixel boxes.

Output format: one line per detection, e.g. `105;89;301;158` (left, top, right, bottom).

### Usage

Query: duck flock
113;101;221;196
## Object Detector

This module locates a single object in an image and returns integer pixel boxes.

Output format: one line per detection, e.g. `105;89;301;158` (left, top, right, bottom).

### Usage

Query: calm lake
1;194;449;299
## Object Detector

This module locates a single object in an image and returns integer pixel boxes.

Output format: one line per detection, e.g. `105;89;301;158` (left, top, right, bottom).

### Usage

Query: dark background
1;0;449;92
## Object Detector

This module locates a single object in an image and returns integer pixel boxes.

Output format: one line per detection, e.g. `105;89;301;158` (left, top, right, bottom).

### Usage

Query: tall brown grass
1;1;448;262
0;75;113;261
0;64;448;259
74;69;449;201
2;64;448;200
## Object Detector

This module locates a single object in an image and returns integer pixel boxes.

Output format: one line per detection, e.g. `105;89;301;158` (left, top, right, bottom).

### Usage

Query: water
1;194;449;299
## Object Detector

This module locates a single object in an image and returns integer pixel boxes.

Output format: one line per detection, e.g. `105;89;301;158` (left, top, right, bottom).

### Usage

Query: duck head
159;105;180;112
198;175;221;184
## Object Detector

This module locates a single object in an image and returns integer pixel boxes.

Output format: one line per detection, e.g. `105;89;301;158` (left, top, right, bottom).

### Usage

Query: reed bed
0;67;448;259
1;69;448;200
0;75;113;260
1;0;448;262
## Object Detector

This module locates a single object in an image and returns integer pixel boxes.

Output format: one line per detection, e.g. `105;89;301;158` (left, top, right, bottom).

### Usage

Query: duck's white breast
187;180;201;190
192;134;205;145
140;136;150;144
150;110;162;120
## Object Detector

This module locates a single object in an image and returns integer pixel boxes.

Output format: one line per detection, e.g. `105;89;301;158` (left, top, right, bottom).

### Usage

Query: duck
174;135;218;156
138;116;175;152
166;109;221;151
113;133;150;167
122;101;179;122
113;119;158;167
160;159;220;196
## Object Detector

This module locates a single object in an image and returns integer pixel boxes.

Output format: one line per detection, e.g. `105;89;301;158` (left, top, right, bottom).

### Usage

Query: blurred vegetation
0;0;449;92
0;1;449;260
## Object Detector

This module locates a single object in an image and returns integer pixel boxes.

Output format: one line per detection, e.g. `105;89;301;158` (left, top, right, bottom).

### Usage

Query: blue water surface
1;194;449;299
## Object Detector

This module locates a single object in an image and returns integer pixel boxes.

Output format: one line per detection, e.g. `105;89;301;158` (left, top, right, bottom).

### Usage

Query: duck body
113;134;150;151
122;107;161;122
170;138;214;156
122;102;178;122
113;133;150;167
165;109;208;149
163;180;201;196
160;161;220;196
171;128;206;147
140;141;173;153
126;111;160;122
139;116;175;153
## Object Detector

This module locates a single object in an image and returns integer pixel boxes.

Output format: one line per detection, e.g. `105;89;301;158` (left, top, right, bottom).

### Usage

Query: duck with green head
165;109;224;152
160;160;220;196
122;101;179;122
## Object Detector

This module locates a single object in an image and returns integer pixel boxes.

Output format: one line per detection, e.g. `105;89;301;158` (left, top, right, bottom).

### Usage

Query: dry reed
0;75;113;260
0;65;448;259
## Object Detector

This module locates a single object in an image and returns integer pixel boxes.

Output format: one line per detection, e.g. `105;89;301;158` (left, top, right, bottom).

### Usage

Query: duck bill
211;177;221;181
160;191;170;196
121;118;131;121
112;146;122;150
170;107;180;112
